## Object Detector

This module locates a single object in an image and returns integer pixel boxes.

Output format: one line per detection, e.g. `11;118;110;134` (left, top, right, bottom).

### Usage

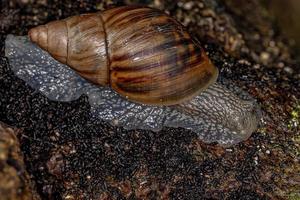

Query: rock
0;122;40;200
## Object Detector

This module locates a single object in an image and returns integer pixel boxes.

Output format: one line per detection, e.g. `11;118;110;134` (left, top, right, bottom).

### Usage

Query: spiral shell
28;6;218;105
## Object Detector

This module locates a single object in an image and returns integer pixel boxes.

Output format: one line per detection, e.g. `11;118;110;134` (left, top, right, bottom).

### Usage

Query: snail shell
28;6;218;105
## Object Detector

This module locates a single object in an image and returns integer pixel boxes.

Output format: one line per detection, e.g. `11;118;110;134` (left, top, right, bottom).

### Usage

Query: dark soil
0;0;299;199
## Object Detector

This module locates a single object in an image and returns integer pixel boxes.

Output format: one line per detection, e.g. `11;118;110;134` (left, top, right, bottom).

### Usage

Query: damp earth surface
0;0;299;199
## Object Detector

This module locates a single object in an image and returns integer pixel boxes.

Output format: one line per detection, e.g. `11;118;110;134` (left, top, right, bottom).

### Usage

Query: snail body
5;6;261;146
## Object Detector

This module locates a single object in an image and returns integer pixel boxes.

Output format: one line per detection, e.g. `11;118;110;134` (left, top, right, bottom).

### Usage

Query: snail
5;6;261;146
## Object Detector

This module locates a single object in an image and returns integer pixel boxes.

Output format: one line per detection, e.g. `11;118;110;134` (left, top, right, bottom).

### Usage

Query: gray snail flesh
4;6;261;146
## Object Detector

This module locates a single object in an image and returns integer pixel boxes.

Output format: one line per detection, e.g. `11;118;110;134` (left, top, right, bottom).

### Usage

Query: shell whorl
28;21;68;64
29;13;109;86
28;6;218;105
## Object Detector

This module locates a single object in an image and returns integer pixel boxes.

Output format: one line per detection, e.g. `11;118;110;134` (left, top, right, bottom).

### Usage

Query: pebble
183;2;194;10
260;52;270;63
283;66;294;74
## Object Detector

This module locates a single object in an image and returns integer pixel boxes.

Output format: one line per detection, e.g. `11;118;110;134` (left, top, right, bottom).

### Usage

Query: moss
288;192;300;200
288;103;300;130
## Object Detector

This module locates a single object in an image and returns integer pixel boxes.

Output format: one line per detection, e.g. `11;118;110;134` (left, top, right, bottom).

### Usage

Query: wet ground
0;0;299;199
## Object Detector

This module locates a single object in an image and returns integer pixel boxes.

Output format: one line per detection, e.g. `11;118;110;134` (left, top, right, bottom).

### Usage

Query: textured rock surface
0;0;299;199
0;122;40;200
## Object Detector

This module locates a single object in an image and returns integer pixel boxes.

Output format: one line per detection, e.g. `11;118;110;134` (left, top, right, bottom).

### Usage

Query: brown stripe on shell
104;6;218;105
111;38;202;73
109;13;191;68
102;6;148;25
109;15;173;54
112;65;217;105
112;46;205;93
64;13;109;85
111;46;216;105
110;30;188;73
122;17;174;42
112;21;189;52
105;11;171;51
108;9;163;30
115;69;213;97
104;7;155;28
112;37;192;63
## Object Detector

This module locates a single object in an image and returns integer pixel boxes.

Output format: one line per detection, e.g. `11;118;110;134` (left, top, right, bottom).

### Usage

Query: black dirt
0;0;299;199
